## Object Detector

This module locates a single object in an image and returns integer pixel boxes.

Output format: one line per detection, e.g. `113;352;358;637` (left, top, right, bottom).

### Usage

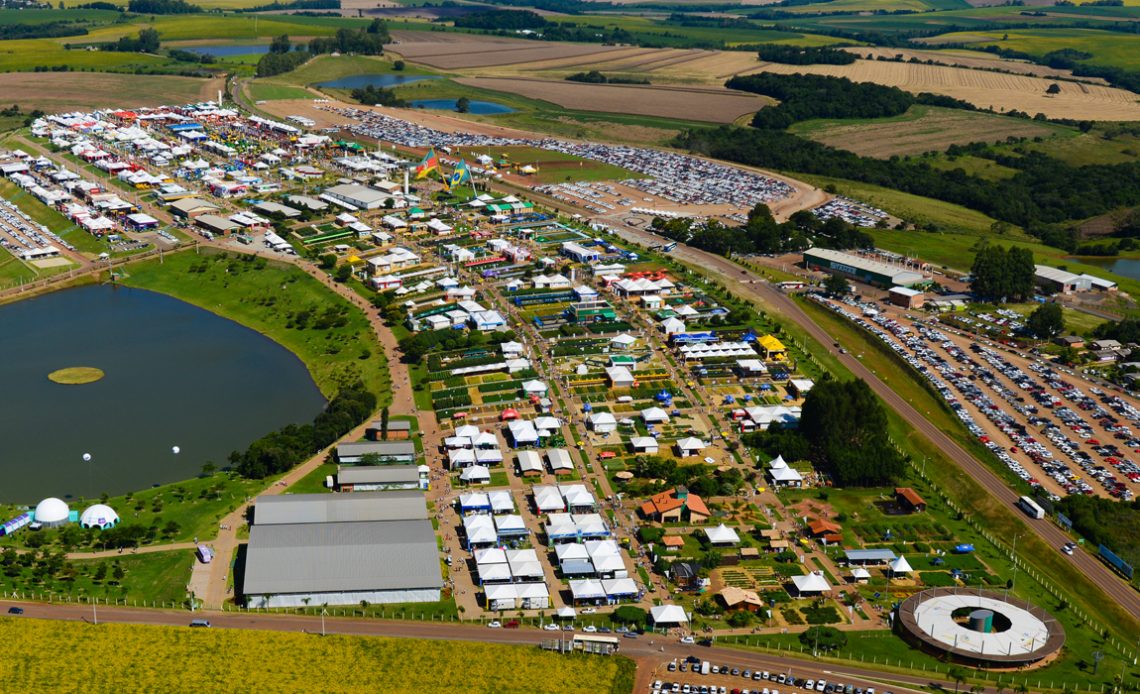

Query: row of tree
229;382;376;479
649;203;873;259
754;44;857;66
453;8;548;30
349;84;405;107
126;0;199;12
255;23;388;77
565;70;650;85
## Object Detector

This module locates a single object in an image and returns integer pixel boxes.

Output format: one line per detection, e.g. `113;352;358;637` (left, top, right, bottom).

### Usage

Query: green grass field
781;0;967;14
0;550;194;605
246;82;313;102
0;246;35;288
0;619;636;692
121;249;390;403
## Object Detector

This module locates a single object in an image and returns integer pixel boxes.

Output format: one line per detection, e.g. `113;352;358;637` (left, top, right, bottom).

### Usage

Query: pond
187;44;270;58
0;285;326;503
410;99;514;115
316;74;441;89
1072;257;1140;282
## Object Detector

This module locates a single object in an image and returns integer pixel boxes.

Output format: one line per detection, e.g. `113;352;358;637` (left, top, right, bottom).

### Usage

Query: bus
572;635;620;655
196;544;214;564
1017;496;1045;520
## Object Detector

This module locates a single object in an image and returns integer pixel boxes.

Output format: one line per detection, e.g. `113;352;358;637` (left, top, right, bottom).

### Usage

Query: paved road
0;599;962;694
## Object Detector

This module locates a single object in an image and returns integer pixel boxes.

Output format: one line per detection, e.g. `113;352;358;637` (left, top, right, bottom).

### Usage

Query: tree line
754;44;856;65
744;378;907;487
126;0;200;12
565;70;650;85
228;382;376;479
673;124;1140;244
453;8;547;30
255;23;388;77
349;84;405;107
650;202;872;258
0;20;89;40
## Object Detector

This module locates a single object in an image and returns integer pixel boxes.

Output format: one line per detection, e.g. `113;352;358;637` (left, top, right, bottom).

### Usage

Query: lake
187;44;270;58
1074;257;1140;282
0;285;326;503
316;74;441;89
410;99;514;115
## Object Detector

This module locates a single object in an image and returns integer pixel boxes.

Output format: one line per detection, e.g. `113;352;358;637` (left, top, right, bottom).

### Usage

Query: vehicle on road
680;636;696;644
486;621;502;628
543;623;559;631
7;607;23;615
189;619;210;628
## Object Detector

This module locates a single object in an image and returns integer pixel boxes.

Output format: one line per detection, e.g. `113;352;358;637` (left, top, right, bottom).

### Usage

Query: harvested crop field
388;30;625;70
0;72;223;112
455;77;770;122
843;46;1105;82
790;105;1063;157
757;61;1140;120
471;48;777;85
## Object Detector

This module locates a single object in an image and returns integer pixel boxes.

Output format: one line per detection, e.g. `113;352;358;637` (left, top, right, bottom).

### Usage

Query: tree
948;667;967;694
393;59;405;71
970;245;1035;303
1046;83;1061;94
93;562;108;583
612;605;646;625
1026;302;1064;339
269;34;291;54
319;253;337;270
335;264;353;283
727;610;755;627
823;273;850;296
455;97;471;114
111;562;125;584
380;407;390;440
799;626;846;651
200;461;217;477
797;378;906;486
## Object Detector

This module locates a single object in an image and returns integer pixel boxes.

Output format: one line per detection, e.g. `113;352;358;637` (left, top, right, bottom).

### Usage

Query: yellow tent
758;334;787;360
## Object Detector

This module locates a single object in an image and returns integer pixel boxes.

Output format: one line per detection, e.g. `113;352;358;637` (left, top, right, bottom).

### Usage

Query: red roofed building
808;518;842;543
895;487;927;513
639;487;710;524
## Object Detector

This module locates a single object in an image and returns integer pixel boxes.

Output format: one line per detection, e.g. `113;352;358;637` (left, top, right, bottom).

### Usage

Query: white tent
889;556;913;575
522;380;548;394
704;524;740;546
568;580;605;602
557;605;579;618
792;572;832;595
464;514;497;544
488;490;515;513
610;333;637;348
650;604;689;625
516;450;544;475
460;465;491;484
851;567;871;582
675;437;706;457
640;407;670;424
588;412;617;433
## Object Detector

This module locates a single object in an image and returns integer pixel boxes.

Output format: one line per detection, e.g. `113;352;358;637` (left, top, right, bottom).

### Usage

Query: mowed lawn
0;246;35;288
0;620;635;693
789;105;1070;158
121;250;390;404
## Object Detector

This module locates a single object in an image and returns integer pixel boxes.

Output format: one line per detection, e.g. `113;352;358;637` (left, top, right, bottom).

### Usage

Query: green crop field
781;0;967;15
925;28;1140;71
121;249;390;403
246;82;314;101
0;8;121;24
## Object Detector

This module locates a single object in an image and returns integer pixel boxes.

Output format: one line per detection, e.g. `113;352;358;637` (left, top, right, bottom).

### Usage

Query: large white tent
650;604;689;625
792;572;832;595
889;556;913;575
704;524;741;546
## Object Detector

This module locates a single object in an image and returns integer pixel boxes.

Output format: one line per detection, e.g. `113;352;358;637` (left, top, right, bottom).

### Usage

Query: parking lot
814;293;1140;503
648;656;900;694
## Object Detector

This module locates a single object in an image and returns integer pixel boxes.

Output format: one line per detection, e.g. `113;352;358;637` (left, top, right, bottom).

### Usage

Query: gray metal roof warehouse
243;519;443;596
254;491;427;525
803;248;924;287
844;548;898;564
336;441;417;464
337;466;421;486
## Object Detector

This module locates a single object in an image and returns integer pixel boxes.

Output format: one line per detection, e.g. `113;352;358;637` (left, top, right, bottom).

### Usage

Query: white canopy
890;556;913;574
792;572;832;594
851;567;872;580
650;604;689;624
557;606;578;618
460;465;490;482
704;524;740;545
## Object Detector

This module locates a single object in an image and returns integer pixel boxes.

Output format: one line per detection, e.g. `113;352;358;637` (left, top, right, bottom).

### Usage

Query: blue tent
743;394;753;402
724;395;735;404
656;390;672;403
953;544;975;554
583;402;592;412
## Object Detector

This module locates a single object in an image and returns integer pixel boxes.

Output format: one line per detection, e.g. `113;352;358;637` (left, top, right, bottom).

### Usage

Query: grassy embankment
0;619;637;693
121;249;389;404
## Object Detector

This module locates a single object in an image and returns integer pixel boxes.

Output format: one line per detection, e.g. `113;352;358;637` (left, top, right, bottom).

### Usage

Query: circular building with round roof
896;587;1064;668
33;498;70;528
80;504;120;530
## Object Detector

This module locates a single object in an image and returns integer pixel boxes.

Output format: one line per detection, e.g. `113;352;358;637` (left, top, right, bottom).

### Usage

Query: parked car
486;621;502;629
7;607;23;615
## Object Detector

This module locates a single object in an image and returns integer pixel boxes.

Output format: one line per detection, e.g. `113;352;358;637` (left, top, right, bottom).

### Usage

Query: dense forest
230;382;376;478
255;22;387;77
969;245;1036;302
744;378;906;487
0;21;89;40
126;0;200;13
453;8;547;30
727;73;971;129
349;84;405;107
754;44;856;65
674;126;1140;247
649;202;872;258
103;27;160;53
